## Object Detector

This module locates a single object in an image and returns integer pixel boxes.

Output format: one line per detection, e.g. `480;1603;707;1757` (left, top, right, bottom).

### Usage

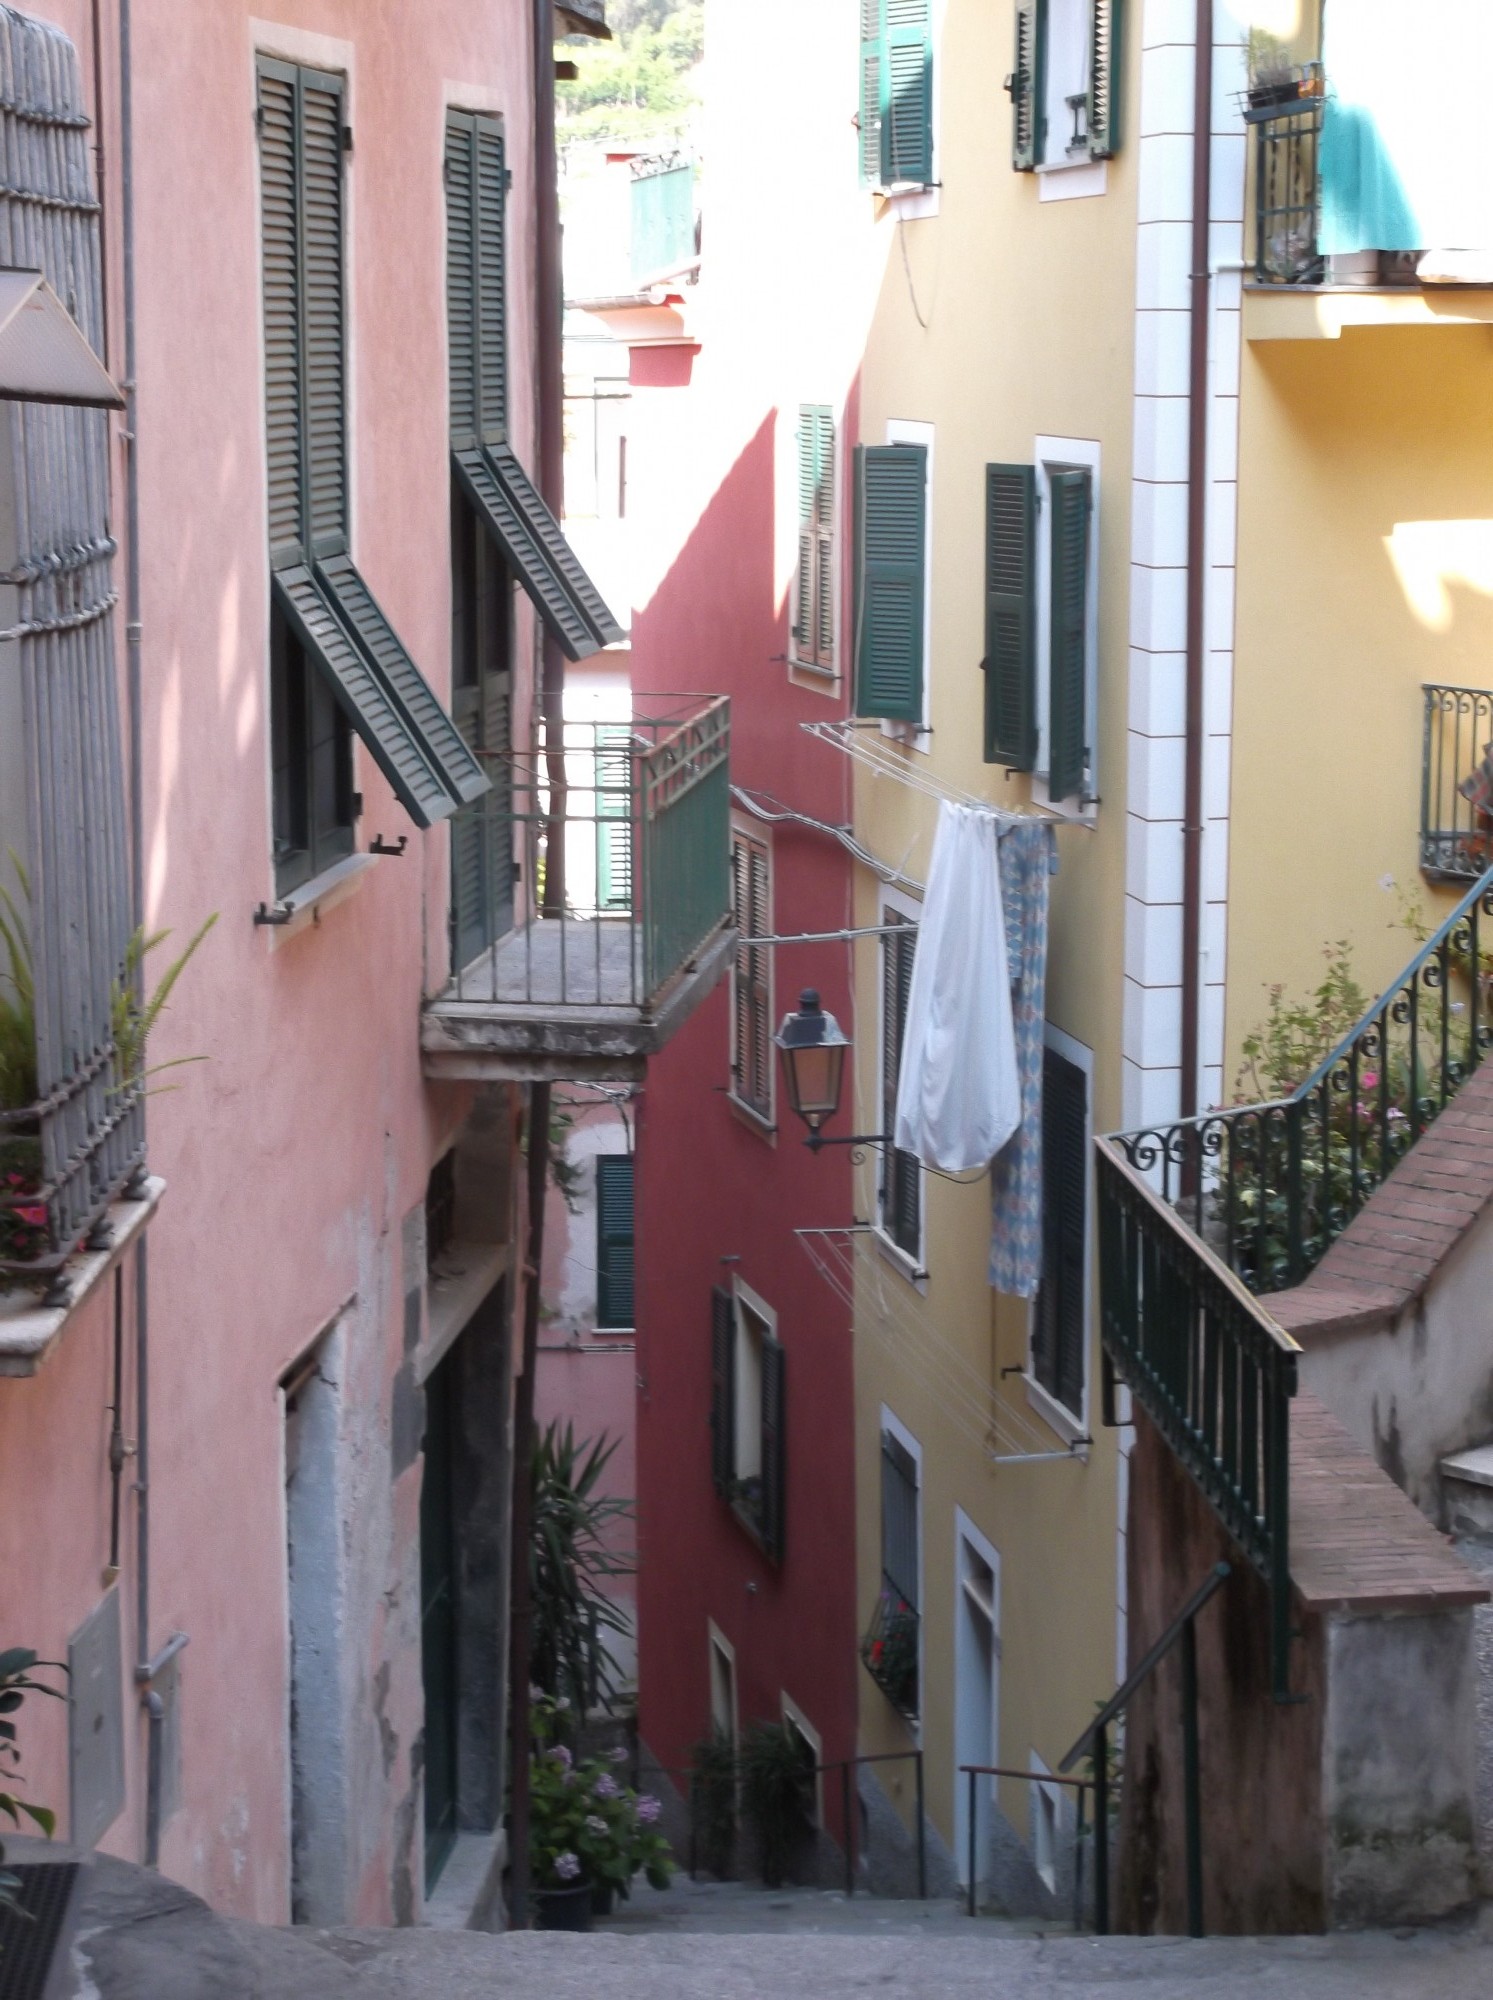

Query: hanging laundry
893;802;1020;1173
988;819;1057;1299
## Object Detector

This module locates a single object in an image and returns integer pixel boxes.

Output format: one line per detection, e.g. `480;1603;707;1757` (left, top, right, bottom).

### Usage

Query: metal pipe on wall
1180;0;1214;1122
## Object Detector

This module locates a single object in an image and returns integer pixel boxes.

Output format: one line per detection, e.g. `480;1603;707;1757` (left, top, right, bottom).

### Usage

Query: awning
275;564;486;830
0;268;120;409
557;1;612;40
455;440;624;660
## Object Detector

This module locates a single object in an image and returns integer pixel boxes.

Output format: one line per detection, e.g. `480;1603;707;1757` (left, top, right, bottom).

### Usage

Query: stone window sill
261;851;380;945
0;1176;165;1377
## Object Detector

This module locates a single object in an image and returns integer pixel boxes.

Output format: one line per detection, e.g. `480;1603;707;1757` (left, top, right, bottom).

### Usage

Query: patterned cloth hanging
988;819;1058;1298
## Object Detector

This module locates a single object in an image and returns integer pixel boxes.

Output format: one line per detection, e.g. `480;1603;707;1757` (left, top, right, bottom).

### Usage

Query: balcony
422;697;734;1083
1422;682;1493;882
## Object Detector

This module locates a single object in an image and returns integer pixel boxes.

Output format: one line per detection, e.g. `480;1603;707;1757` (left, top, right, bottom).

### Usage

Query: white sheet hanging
893;801;1020;1173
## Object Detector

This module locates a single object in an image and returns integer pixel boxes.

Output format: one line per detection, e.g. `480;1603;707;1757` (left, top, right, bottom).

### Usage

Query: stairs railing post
915;1750;927;1900
1093;1724;1109;1936
967;1766;977;1918
1181;1614;1203;1938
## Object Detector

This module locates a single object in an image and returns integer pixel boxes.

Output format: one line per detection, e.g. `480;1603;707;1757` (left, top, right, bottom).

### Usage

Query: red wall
630;396;860;1837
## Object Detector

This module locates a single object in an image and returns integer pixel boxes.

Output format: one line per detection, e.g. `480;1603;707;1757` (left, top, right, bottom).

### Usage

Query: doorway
421;1343;460;1891
953;1514;1000;1896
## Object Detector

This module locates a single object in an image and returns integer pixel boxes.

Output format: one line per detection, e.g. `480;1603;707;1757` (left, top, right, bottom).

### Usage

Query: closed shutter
884;0;933;186
858;0;885;186
1009;0;1042;171
595;726;633;912
812;410;836;666
710;1286;735;1496
595;1154;635;1329
258;62;303;568
445;114;477;446
299;68;348;561
854;444;926;723
881;1431;919;1609
1087;0;1124;160
1036;1045;1087;1416
730;830;771;1117
446;111;508;446
760;1335;786;1563
475;118;507;445
482;665;515;937
881;917;921;1259
1048;467;1092;804
793;412;816;659
984;463;1036;769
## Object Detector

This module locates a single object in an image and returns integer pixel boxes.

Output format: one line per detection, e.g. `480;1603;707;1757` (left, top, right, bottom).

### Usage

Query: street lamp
773;988;889;1153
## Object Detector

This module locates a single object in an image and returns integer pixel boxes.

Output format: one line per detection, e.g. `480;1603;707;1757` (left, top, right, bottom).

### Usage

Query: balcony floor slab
0;1176;165;1377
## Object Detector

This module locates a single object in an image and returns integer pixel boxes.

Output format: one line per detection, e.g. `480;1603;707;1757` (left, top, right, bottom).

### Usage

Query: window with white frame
1031;1033;1090;1422
791;406;836;673
878;903;922;1265
730;825;773;1122
1008;0;1123;170
710;1281;786;1560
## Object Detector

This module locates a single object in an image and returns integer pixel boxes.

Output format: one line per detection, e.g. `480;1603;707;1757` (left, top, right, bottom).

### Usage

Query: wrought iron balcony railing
1422;683;1493;883
860;1580;919;1723
1247;65;1325;287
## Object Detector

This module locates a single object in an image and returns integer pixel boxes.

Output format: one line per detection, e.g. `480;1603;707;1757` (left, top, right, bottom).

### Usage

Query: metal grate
1421;683;1493;882
0;1859;84;2000
1247;67;1324;285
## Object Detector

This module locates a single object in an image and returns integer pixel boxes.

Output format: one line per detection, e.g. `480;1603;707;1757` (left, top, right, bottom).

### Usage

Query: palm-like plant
530;1421;635;1717
0;857;37;1117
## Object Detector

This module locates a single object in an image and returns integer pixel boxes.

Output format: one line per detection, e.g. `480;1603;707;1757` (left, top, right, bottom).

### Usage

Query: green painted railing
1097;1139;1298;1700
639;697;730;1005
1422;682;1493;883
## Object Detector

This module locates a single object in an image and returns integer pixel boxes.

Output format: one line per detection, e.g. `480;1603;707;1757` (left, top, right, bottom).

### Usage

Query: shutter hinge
341;124;354;153
253;103;265;132
351;790;363;820
504;168;514;192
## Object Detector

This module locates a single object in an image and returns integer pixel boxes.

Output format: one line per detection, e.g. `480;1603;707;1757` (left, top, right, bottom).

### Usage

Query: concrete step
1443;1443;1493;1538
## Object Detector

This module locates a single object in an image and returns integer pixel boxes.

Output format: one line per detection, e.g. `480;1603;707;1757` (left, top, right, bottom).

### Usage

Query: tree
558;0;704;146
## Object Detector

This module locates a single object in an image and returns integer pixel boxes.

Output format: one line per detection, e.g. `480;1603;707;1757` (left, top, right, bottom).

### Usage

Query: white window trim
1027;1749;1064;1892
780;1691;824;1827
788;402;841;692
1025;1022;1094;1449
880;419;933;753
707;1620;739;1752
874;882;928;1286
880;1405;924;1743
1038;159;1108;201
1038;0;1093;173
730;1277;776;1492
728;814;775;1132
1032;433;1100;823
953;1506;1002;1889
877;0;947;220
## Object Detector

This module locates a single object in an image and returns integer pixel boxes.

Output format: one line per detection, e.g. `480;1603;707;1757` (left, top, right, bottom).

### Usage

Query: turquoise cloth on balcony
1320;0;1493;255
988;819;1057;1301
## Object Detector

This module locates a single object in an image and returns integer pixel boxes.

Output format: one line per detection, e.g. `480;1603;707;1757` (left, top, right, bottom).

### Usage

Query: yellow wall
1228;324;1493;1082
848;0;1140;1864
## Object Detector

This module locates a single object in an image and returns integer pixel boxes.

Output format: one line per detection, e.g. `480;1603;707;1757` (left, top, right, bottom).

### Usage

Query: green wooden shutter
854;444;926;723
1036;1046;1087;1416
595;726;633;911
858;0;885;186
884;0;933;186
984;463;1036;769
595;1154;635;1329
1048;467;1091;803
1087;0;1124;160
446;111;507;446
1009;0;1042;171
445;114;477;446
813;410;836;666
299;67;348;561
793;411;816;658
760;1335;786;1563
710;1287;735;1496
257;61;304;569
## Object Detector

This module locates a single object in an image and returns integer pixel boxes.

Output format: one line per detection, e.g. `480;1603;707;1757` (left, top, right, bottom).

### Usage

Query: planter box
534;1881;594;1932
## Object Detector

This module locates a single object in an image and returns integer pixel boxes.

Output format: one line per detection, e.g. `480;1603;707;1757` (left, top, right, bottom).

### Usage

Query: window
256;59;484;844
982;446;1097;812
730;827;772;1122
862;1420;921;1720
708;1625;738;1749
791;406;836;672
710;1283;785;1561
853;441;927;724
446;111;621;661
595;1153;635;1331
859;0;934;189
450;482;515;968
1009;0;1123;170
1032;1040;1089;1420
879;910;922;1263
425;1149;457;1271
594;727;633;915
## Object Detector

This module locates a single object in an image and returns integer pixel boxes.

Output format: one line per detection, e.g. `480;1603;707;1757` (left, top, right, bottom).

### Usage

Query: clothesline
800;718;1066;831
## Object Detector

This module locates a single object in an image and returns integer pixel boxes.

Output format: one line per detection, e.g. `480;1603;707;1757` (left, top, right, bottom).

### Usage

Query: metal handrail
956;1764;1090;1928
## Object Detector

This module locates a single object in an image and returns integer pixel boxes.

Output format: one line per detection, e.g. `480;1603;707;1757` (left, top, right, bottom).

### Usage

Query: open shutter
760;1335;786;1563
792;412;816;658
710;1287;735;1496
299;68;348;561
884;0;933;187
595;726;633;912
984;463;1036;769
1037;1046;1088;1416
258;61;304;569
445;114;477;445
1087;0;1124;160
455;441;623;659
813;410;836;666
854;444;926;723
858;0;885;186
595;1154;635;1329
1048;467;1091;803
1008;0;1042;171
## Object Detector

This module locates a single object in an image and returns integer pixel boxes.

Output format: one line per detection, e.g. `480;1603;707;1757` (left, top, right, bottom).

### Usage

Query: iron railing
1422;683;1493;882
1098;1144;1297;1696
958;1764;1094;1929
447;696;730;1015
1246;66;1324;286
860;1582;919;1723
1111;865;1493;1298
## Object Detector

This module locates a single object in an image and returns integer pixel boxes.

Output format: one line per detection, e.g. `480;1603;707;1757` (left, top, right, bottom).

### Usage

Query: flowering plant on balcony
861;1587;919;1719
528;1694;672;1899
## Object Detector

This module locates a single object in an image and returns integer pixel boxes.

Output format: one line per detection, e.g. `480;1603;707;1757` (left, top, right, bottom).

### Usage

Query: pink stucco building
0;0;728;1931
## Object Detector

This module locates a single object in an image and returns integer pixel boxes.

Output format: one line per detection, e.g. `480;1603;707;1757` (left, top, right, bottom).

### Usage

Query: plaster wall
0;0;538;1926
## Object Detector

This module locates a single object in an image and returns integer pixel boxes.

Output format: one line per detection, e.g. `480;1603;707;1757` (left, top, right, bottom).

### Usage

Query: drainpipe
534;0;568;908
1180;0;1214;1122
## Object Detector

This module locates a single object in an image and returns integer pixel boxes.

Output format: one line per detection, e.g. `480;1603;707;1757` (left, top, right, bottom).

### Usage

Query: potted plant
0;1648;70;1979
863;1591;919;1718
1241;28;1320;112
689;1730;738;1879
527;1696;672;1930
738;1721;815;1889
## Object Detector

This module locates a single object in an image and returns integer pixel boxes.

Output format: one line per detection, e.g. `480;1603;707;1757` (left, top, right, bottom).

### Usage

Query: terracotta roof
1270;1058;1493;1341
1290;1392;1490;1612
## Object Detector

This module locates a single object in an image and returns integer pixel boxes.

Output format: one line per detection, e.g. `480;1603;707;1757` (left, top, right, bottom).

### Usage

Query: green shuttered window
257;57;484;837
792;407;836;671
445;113;622;662
1009;0;1124;171
984;463;1036;769
1047;467;1091;805
595;1154;635;1330
880;913;921;1261
1033;1044;1088;1419
859;0;934;188
854;444;926;724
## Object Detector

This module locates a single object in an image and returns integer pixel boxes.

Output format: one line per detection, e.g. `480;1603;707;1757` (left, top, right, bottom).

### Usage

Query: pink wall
0;0;538;1924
